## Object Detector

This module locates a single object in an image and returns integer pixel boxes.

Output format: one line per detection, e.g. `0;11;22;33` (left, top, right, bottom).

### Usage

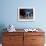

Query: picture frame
18;7;35;21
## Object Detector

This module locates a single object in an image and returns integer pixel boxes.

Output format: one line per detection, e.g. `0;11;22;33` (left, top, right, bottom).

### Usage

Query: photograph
18;7;35;21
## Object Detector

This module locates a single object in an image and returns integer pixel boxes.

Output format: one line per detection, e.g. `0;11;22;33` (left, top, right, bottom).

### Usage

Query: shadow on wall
0;24;7;43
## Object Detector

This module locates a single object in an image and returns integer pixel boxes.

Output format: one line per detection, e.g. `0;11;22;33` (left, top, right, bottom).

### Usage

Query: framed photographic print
18;7;35;21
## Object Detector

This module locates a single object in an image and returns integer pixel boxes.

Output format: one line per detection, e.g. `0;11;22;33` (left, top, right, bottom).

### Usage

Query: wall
0;0;46;30
0;0;46;44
